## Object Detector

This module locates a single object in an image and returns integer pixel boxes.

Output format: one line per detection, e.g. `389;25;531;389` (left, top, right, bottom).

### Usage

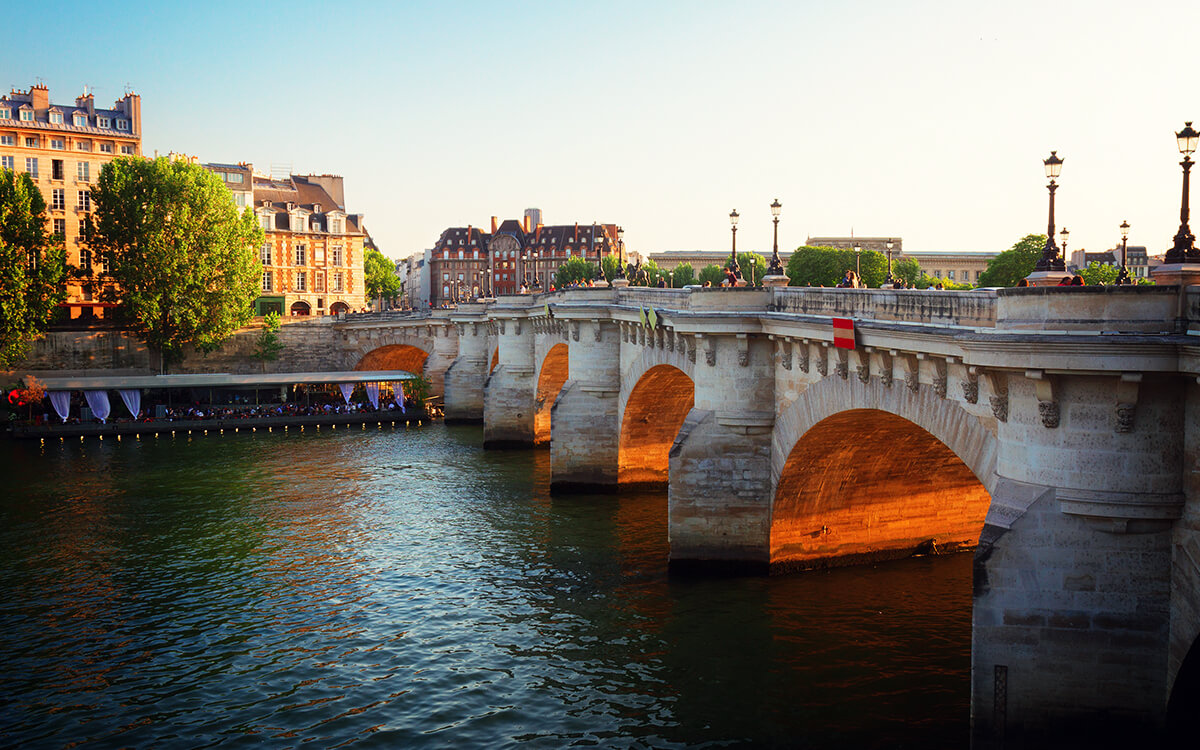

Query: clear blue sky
7;0;1199;260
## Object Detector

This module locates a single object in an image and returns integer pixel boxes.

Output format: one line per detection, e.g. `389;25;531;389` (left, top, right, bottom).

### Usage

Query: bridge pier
483;315;535;447
668;333;776;572
444;321;490;423
550;320;621;492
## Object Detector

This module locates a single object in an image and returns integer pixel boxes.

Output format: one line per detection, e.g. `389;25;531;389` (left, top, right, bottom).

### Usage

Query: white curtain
118;389;141;419
84;390;111;424
390;381;406;413
49;391;71;422
339;383;355;404
365;382;380;409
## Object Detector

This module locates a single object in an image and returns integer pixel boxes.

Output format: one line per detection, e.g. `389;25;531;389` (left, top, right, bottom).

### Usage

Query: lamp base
1150;263;1200;287
610;278;630;288
761;275;789;288
1024;270;1073;287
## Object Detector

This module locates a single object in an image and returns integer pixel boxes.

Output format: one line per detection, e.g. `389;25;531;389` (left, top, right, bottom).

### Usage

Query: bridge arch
354;344;430;376
534;343;568;445
771;375;998;570
619;364;695;487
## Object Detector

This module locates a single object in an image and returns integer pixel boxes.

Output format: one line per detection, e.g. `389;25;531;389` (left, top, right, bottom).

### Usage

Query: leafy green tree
671;263;696;288
364;247;401;306
785;246;885;287
554;256;598;289
601;253;621;283
1076;261;1119;285
89;157;263;370
251;311;284;371
734;252;768;285
891;257;922;286
641;259;668;286
0;170;67;368
697;264;726;287
976;234;1046;287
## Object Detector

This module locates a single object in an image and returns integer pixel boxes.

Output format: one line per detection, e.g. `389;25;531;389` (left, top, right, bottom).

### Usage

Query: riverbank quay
8;408;434;440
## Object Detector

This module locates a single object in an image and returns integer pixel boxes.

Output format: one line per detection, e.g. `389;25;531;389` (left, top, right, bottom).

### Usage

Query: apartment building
0;84;142;317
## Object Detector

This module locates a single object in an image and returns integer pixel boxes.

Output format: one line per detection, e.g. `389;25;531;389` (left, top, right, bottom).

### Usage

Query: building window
0;109;9;119
295;271;307;291
19;109;33;122
24;137;37;147
0;156;11;170
25;158;38;178
50;139;64;150
120;145;133;155
76;162;89;181
80;246;91;270
933;270;941;278
52;160;64;180
294;244;306;265
76;140;91;152
333;272;344;292
976;270;983;281
315;271;325;293
0;135;12;146
331;245;343;266
290;214;306;232
262;271;273;292
52;188;64;210
73;114;87;127
50;112;63;124
117;119;128;131
260;242;271;265
97;116;111;129
99;143;113;154
329;218;342;233
77;190;91;211
947;270;955;280
260;214;272;231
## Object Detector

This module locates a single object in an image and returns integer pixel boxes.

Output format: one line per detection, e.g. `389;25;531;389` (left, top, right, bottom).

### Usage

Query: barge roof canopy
33;370;416;391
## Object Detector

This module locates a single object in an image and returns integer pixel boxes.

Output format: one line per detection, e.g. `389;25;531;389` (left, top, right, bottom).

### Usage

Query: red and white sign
833;317;855;349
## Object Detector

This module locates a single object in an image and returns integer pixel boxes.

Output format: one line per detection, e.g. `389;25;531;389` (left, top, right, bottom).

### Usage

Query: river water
1;424;971;748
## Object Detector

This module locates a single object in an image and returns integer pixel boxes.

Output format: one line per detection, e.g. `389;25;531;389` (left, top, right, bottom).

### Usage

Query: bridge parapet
996;285;1183;333
771;286;998;327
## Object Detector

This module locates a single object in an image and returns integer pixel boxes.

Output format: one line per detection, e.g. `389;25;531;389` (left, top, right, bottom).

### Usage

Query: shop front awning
33;370;417;391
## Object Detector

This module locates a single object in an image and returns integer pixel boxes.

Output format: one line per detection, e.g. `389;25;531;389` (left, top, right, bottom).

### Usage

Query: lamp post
854;243;862;278
616;227;626;279
1060;227;1069;258
1035;150;1066;271
594;230;607;285
1166;121;1200;264
767;199;785;276
884;238;896;286
728;209;742;281
1117;220;1131;285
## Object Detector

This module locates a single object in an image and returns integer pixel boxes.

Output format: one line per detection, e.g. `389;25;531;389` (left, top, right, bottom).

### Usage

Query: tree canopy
364;247;401;304
554;256;599;289
671;262;696;288
976;234;1046;287
785;246;887;287
697;264;726;287
0;169;67;367
734;252;768;285
88;157;263;369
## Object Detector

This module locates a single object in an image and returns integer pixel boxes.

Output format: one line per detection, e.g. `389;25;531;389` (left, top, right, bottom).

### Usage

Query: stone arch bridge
333;284;1200;744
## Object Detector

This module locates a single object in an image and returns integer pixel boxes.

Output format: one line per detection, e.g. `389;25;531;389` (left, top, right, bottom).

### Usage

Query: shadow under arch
534;343;568;445
619;364;694;488
355;344;429;375
1168;633;1200;740
771;408;991;572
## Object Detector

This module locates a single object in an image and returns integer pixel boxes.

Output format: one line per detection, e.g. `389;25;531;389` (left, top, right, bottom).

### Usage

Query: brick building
0;84;142;318
428;213;620;306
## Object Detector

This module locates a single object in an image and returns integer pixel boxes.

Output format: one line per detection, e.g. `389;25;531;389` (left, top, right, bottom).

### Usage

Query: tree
697;264;726;287
672;263;696;288
364;247;401;307
891;257;922;286
251;311;284;371
601;253;622;283
1076;261;1120;286
734;252;768;285
555;256;598;289
0;170;67;367
976;234;1046;287
785;246;885;287
89;157;263;370
641;259;668;286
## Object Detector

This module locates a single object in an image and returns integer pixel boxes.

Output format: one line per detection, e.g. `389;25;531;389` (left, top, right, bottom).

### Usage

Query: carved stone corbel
879;350;895;388
927;356;947;398
687;335;697;364
499;320;506;336
798;341;810;374
1027;370;1059;428
980;368;1008;422
667;329;676;352
571;321;580;342
737;334;750;367
705;337;717;367
513;320;522;336
592;319;602;342
835;349;848;380
780;339;793;371
962;367;979;404
1116;373;1142;433
816;344;828;376
856;348;870;383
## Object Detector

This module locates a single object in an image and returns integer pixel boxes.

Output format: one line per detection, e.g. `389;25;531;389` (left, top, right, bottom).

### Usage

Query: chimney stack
491;216;498;233
522;215;530;233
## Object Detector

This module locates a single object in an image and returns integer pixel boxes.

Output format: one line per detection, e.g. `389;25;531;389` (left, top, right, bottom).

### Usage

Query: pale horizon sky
7;0;1199;261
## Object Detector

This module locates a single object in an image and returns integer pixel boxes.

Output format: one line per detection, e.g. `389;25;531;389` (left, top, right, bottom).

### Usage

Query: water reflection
1;425;969;748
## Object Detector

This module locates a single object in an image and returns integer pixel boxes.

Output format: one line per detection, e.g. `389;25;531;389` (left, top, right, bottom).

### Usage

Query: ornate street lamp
767;199;785;276
728;209;741;280
616;227;626;279
594;229;607;284
1117;220;1131;285
1035;151;1066;271
884;238;896;286
1166;121;1200;263
1060;227;1069;257
854;243;862;277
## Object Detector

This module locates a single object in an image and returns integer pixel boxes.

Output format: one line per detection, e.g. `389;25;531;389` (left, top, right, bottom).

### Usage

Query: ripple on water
0;426;971;749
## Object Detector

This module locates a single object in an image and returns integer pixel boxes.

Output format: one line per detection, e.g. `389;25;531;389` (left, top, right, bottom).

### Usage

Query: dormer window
0;109;10;120
259;213;272;231
50;111;63;124
19;109;33;122
97;116;111;129
290;214;306;232
116;119;129;131
73;114;87;127
328;217;343;234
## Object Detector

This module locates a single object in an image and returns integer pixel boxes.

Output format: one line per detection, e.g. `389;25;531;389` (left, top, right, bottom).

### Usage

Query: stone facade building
0;84;142;318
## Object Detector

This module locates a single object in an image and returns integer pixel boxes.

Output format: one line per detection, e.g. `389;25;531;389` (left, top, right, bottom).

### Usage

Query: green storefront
253;296;285;317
